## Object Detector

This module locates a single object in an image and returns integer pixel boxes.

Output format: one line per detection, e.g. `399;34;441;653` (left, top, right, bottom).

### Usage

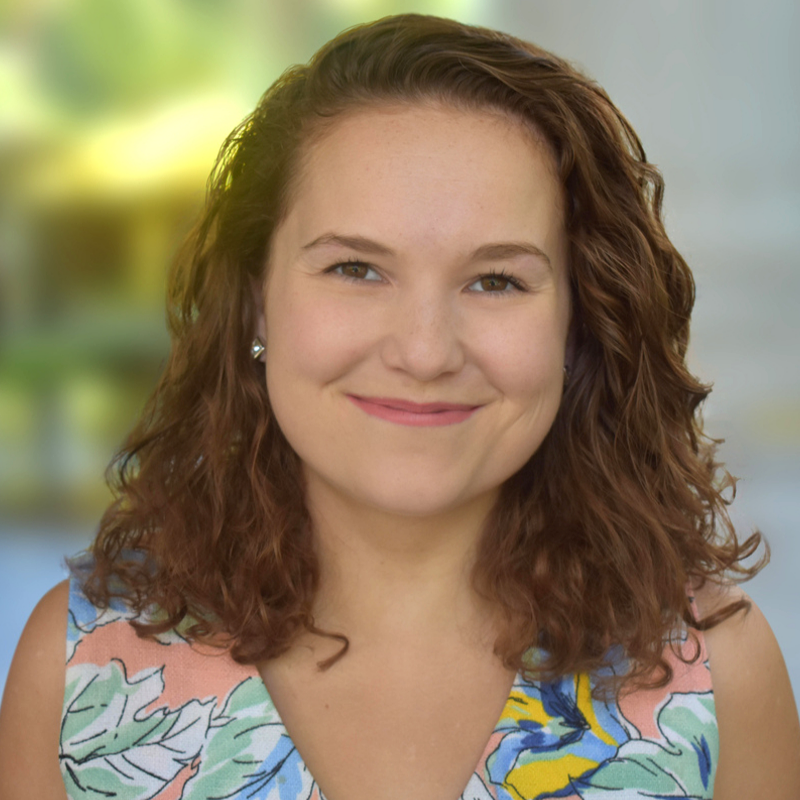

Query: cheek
265;291;368;392
469;308;568;400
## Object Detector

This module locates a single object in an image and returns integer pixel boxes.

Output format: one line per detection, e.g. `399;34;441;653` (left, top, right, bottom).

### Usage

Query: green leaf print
183;676;316;800
60;660;214;799
574;692;718;799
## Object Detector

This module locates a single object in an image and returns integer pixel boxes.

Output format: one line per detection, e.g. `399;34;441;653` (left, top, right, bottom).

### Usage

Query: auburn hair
81;13;765;688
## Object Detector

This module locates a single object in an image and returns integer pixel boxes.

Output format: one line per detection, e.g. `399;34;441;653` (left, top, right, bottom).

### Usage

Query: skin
1;104;798;798
253;104;572;799
258;105;571;634
697;583;800;798
260;104;571;525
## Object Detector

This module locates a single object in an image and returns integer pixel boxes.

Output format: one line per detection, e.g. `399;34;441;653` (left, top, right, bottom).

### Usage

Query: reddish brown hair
81;13;765;687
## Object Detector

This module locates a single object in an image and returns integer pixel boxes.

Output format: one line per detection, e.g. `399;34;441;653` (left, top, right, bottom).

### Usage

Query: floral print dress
61;566;718;800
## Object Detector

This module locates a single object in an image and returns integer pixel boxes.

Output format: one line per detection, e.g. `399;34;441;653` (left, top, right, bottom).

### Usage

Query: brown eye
468;272;524;294
479;275;510;292
331;261;382;282
342;262;369;279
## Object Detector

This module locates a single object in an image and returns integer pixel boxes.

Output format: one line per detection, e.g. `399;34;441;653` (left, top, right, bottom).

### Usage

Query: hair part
79;13;766;691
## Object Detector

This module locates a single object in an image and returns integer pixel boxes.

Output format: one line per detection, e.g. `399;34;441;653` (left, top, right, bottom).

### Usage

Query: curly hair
81;13;765;689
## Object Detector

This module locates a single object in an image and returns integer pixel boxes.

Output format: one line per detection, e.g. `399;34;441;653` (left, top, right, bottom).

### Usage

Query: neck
304;476;500;650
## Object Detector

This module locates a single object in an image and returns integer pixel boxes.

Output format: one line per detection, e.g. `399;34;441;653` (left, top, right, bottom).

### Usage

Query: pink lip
347;395;481;427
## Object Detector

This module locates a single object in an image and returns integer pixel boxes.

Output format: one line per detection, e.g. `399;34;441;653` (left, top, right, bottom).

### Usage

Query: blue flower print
487;672;629;800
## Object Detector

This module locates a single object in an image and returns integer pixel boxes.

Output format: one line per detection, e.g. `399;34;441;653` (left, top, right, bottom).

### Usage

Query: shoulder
0;580;70;798
693;580;800;799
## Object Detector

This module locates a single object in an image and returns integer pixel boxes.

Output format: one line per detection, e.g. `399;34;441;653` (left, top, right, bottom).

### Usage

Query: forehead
273;102;567;264
296;101;557;187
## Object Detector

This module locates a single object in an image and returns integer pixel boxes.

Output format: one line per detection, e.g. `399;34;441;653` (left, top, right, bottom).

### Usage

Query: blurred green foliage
37;0;229;114
0;0;477;522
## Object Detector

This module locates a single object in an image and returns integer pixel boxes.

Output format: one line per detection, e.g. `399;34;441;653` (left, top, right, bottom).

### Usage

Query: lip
347;395;482;427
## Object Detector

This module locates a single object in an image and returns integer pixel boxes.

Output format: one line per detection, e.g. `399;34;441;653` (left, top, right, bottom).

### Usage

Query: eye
327;259;382;282
467;271;527;295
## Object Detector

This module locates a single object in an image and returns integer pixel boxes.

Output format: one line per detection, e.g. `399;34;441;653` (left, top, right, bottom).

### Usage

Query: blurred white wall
484;0;800;700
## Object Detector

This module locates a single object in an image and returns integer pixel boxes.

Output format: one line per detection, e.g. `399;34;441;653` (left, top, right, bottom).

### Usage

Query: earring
251;337;265;360
563;364;571;386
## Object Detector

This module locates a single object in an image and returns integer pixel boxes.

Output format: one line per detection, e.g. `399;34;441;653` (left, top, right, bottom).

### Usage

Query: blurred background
1;0;798;709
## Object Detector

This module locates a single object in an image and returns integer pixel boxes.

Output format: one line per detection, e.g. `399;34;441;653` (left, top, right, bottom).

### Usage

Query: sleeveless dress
60;563;718;800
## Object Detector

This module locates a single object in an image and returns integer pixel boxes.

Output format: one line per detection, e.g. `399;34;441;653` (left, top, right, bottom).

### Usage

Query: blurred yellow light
61;374;124;440
21;92;250;206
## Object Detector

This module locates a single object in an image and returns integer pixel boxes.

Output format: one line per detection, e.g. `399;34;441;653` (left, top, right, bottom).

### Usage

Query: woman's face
259;103;571;519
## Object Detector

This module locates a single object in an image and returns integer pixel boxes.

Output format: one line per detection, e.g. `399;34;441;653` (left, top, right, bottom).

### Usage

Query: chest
257;647;516;800
60;597;721;800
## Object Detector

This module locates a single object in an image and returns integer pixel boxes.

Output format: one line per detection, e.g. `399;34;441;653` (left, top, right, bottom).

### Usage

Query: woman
1;13;798;800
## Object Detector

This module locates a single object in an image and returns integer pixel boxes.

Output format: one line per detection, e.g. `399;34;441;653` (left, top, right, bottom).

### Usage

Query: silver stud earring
251;337;265;360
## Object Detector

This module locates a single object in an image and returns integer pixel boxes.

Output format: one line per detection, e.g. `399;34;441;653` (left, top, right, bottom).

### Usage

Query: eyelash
325;259;528;295
325;258;381;283
471;268;528;295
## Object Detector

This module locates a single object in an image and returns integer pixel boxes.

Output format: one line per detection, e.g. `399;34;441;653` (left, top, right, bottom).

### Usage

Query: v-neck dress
60;566;719;800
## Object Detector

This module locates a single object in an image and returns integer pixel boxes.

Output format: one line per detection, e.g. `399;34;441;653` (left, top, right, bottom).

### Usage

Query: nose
379;289;466;380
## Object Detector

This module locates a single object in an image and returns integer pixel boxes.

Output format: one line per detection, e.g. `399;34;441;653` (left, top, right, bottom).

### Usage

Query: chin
328;473;498;520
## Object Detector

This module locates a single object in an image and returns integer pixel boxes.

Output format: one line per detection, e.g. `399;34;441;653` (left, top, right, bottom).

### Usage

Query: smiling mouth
346;395;482;427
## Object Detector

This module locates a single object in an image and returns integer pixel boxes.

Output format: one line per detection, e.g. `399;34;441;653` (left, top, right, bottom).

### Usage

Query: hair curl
80;13;766;689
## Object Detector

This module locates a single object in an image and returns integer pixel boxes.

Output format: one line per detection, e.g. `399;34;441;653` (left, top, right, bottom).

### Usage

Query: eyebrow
302;233;552;269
